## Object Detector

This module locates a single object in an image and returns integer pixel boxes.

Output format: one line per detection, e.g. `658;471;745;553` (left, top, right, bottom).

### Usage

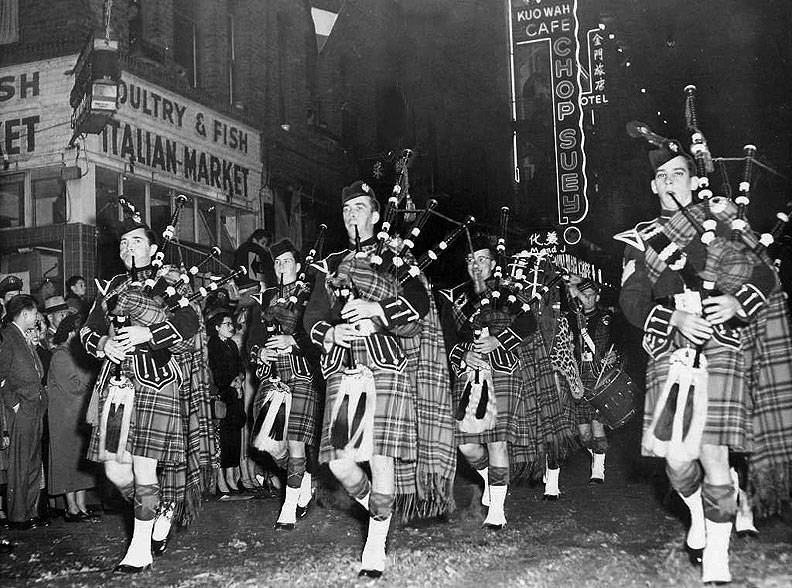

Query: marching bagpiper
247;238;322;530
81;215;215;573
303;180;455;578
441;233;539;529
617;133;792;583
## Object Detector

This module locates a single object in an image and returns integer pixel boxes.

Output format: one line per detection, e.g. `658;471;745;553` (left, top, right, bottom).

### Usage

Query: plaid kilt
319;338;415;463
253;356;320;447
87;358;185;465
453;369;523;445
743;290;792;516
643;337;747;454
575;368;599;424
516;330;578;477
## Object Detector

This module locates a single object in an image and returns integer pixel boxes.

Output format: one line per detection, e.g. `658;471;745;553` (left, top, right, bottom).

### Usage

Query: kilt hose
87;359;184;465
643;339;747;455
319;341;416;465
253;360;320;447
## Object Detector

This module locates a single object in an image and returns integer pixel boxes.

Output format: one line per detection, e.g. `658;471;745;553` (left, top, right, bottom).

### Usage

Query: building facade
0;0;351;297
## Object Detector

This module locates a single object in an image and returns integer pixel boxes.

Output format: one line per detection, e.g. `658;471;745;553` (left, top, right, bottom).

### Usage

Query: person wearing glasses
441;234;538;531
207;310;246;497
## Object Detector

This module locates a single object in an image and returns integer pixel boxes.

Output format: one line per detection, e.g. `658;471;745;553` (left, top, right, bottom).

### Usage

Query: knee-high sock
297;471;313;508
119;483;159;567
701;483;736;584
286;457;306;489
277;486;300;525
464;451;490;506
483;466;508;526
544;465;560;496
346;475;371;510
361;493;394;574
152;502;175;542
666;461;704;549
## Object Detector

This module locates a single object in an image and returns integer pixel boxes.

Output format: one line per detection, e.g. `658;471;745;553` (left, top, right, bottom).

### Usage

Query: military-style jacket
80;266;199;389
303;237;429;376
441;280;537;374
617;207;777;358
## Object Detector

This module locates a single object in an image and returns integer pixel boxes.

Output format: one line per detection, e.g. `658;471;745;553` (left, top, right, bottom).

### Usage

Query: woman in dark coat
207;311;246;495
47;313;98;521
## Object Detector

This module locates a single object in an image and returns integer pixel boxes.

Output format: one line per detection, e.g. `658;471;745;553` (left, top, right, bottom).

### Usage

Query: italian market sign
94;71;261;205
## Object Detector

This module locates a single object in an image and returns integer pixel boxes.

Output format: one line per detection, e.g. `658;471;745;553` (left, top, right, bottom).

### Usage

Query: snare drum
584;364;636;429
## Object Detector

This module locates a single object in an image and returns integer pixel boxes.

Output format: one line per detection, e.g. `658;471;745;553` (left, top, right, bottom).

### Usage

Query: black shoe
9;519;37;531
358;569;383;579
63;511;89;523
113;563;152;574
482;522;506;531
33;516;50;528
685;544;703;567
588;477;604;485
543;494;559;501
273;521;295;531
79;509;102;520
735;528;759;539
296;498;313;519
0;538;16;554
151;534;170;556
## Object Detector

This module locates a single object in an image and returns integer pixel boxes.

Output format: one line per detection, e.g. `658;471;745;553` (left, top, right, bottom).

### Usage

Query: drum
584;364;636;429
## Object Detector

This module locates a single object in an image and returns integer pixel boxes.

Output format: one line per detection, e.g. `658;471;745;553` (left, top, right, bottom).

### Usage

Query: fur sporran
455;366;497;433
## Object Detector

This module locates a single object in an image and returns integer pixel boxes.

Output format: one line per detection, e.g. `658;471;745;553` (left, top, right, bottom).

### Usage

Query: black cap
576;278;601;293
648;139;694;172
117;216;150;240
270;239;299;261
468;232;495;255
0;275;23;296
341;180;378;209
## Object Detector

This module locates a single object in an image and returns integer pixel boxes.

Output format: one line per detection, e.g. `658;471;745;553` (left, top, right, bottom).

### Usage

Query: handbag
211;398;227;420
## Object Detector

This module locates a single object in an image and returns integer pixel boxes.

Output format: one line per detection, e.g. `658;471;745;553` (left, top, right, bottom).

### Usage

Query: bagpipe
103;196;248;328
285;224;328;311
249;313;292;462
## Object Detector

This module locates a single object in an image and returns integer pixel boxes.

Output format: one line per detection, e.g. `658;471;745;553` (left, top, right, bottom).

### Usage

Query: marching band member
304;180;454;578
443;234;538;529
568;277;612;484
81;217;208;573
617;140;792;583
247;239;321;529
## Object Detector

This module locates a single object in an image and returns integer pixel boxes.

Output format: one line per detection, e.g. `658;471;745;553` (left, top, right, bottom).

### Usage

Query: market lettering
0;72;40;102
0;116;40;155
117;81;187;128
102;121;250;199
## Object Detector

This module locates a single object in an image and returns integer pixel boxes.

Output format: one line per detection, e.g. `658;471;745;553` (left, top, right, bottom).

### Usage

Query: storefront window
96;167;120;229
179;196;196;243
219;205;238;250
95;167;124;278
0;174;24;228
32;176;66;226
150;184;172;241
197;197;218;245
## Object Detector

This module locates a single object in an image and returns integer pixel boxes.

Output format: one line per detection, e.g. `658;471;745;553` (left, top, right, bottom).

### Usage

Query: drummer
567;276;612;484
